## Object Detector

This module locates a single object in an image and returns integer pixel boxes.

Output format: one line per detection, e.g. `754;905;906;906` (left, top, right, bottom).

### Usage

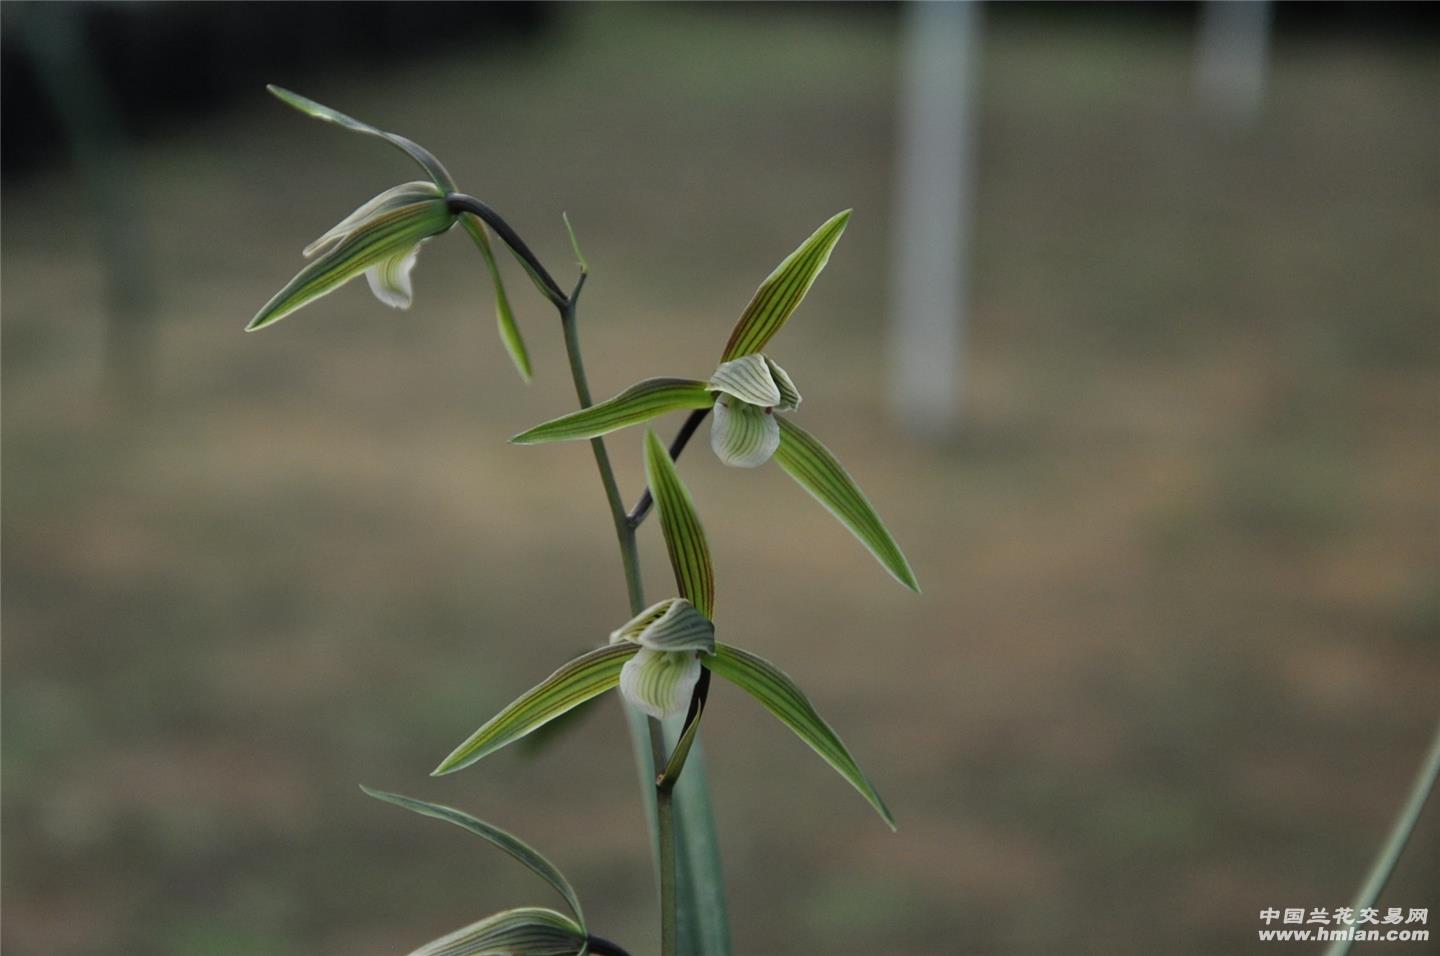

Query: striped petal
620;648;703;720
766;357;802;411
610;598;715;654
303;180;441;258
774;417;919;591
365;242;422;309
249;188;454;331
710;397;780;468
720;210;850;361
643;430;716;618
709;354;781;407
267;86;458;193
433;643;640;775
404;907;586;956
511;379;715;444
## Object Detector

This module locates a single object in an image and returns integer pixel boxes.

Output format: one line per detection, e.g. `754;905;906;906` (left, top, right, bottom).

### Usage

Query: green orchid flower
510;211;919;591
433;432;895;829
247;86;536;381
248;180;456;331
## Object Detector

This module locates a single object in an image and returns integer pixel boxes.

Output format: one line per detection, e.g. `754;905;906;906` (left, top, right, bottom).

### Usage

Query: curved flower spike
248;181;455;331
509;213;918;590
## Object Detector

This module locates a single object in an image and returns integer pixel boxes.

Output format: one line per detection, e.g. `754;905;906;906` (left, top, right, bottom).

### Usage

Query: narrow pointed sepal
403;906;587;956
720;209;851;361
248;183;454;332
620;648;703;720
361;787;585;929
609;598;715;653
461;215;532;382
774;417;919;592
266;85;457;192
642;430;716;618
512;379;715;444
710;397;780;468
434;643;640;775
703;642;896;830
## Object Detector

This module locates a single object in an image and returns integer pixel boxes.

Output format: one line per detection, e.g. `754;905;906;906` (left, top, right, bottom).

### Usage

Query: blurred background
3;2;1437;954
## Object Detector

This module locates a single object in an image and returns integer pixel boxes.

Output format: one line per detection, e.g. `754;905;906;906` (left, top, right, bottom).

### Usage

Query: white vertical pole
889;0;982;438
1194;0;1272;126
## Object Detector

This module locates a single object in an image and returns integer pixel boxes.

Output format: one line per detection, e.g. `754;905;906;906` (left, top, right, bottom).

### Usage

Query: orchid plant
250;86;917;956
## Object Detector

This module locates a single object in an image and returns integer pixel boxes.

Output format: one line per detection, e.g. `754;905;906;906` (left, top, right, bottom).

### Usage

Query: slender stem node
447;193;569;308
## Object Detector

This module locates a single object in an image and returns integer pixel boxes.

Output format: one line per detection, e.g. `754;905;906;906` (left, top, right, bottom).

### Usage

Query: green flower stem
1324;717;1440;956
470;199;729;956
558;271;678;956
447;193;567;308
627;408;712;529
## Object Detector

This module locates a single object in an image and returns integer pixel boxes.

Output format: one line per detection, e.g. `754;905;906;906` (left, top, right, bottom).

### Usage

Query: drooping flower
509;211;919;591
248;181;455;331
247;86;536;380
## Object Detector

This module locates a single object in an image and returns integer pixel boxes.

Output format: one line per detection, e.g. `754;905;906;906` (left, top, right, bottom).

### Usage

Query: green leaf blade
703;642;895;830
405;906;586;956
774;417;919;592
360;787;584;928
267;85;457;192
719;210;850;361
512;379;715;444
643;430;716;618
434;643;639;775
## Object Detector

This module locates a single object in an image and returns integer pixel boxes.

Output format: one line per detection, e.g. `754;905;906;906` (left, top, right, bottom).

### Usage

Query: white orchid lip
610;598;714;720
620;648;703;720
706;354;801;468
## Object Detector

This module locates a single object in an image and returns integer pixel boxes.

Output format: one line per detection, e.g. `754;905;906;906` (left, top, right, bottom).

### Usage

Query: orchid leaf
719;210;850;361
404;907;586;956
360;787;584;928
461;215;532;382
434;643;639;775
643;430;716;618
774;417;919;592
267;85;457;192
704;642;895;830
512;379;715;444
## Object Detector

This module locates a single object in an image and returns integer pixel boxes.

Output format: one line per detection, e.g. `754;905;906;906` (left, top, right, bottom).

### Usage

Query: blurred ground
3;5;1437;955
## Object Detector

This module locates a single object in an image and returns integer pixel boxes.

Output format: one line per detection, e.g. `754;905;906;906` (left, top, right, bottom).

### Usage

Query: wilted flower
248;181;455;331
